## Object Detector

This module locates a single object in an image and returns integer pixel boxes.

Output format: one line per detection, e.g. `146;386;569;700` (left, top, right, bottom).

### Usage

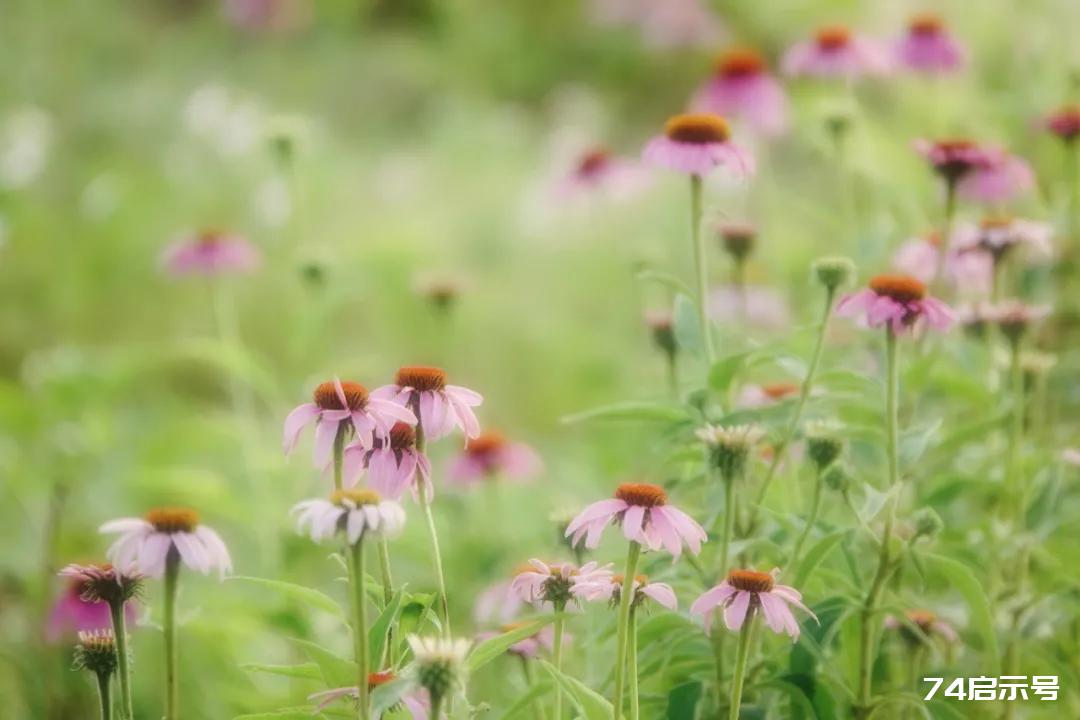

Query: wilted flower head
565;482;707;558
58;563;142;606
642;113;754;177
407;635;470;708
691;569;816;641
1044;105;1080;143
717;223;756;262
643;309;677;357
782;25;891;78
951;217;1053;264
573;573;678;611
101;508;232;579
373;366;483;441
812;256;855;292
836;274;954;334
292;488;406;545
343;422;432;502
160;229;260;276
510;559;613;609
307;672;430;716
73;629;118;676
697;424;766;480
283;378;417;468
47;571;138;644
895;14;965;74
804;420;844;472
886;609;959;645
448;431;542;487
986;300;1051;345
692;48;788;135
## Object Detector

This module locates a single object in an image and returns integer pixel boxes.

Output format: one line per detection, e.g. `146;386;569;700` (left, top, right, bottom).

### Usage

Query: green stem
108;600;133;720
377;539;396;666
553;607;566;720
933;181;958;295
96;671;113;720
430;694;444;720
790;467;825;568
163;549;181;720
856;328;901;717
350;540;371;720
719;473;736;576
728;609;758;720
333;423;348;491
665;351;679;400
612;542;642;720
689;174;716;365
414;426;451;637
747;286;836;534
628;605;640;720
1005;339;1025;527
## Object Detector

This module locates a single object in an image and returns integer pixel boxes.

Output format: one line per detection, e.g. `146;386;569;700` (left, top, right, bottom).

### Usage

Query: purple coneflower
574;573;678;610
642;113;754;178
782;24;891;78
292;489;406;545
47;571;137;642
160;228;260;276
692;48;788;136
101;508;231;578
510;559;613;608
895;14;965;74
476;622;561;660
283;379;417;468
892;230;992;293
309;670;430;718
952;216;1053;263
373;366;483;442
448;431;542;487
343;422;432;501
472;573;527;625
885;608;959;644
691;569;815;641
1044;105;1080;144
557;147;650;201
737;381;800;409
565;482;706;559
836;274;954;334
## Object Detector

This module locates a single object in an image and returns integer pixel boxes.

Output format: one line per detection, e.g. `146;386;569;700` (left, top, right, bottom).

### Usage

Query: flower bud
696;424;766;481
913;507;944;540
812;256;855;292
407;635;469;709
73;630;118;677
804;420;844;472
822;463;854;493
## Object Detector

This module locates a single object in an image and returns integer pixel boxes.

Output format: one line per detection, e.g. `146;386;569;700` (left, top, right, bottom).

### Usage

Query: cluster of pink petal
782;35;892;78
692;73;788;136
573;575;678;610
509;559;613;605
565;498;706;559
447;441;542;487
894;29;965;74
690;578;815;641
891;237;992;294
371;382;482;441
642;135;755;177
344;440;432;501
101;518;232;579
160;231;261;276
951;219;1053;258
556;154;651;202
837;288;954;334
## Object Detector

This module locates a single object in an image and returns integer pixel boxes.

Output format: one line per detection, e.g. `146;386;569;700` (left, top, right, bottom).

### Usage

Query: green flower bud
73;630;118;677
804;420;844;472
812;256;856;292
822;463;854;493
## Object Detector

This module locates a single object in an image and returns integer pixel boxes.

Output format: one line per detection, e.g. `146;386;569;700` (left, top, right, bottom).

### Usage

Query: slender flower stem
108;600;133;720
728;608;758;720
612;542;642;720
414;426;451;637
746;286;837;535
95;671;113;720
718;470;737;576
628;605;640;720
430;694;443;720
790;466;826;568
163;550;181;720
933;180;958;295
665;352;679;400
732;259;748;326
376;539;396;666
689;174;716;365
1004;338;1025;526
856;327;901;718
349;540;371;720
552;606;567;720
332;424;348;491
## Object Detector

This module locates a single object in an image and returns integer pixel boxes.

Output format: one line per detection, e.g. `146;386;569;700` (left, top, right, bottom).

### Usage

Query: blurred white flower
183;84;266;156
0;106;53;189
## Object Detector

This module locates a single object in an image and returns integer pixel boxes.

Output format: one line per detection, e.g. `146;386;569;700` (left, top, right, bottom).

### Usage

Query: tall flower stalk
612;542;641;720
689;174;716;364
416;425;452;637
349;539;371;720
163;550;181;720
74;630;118;720
551;604;567;720
728;609;758;720
627;604;640;720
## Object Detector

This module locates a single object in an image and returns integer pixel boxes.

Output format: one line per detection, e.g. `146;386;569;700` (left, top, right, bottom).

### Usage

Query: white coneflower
292;488;406;546
407;635;471;717
696;423;766;481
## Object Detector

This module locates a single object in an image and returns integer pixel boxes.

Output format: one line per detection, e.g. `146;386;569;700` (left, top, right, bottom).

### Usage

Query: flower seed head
145;507;199;534
331;488;382;507
815;25;852;51
727;569;774;593
812;256;855;291
73;630;118;676
59;563;143;605
909;13;944;36
407;635;470;706
664;113;731;144
868;274;926;303
395;366;447;392
314;381;369;411
804;421;844;472
696;424;766;480
614;482;668;507
715;48;766;78
822;463;854;493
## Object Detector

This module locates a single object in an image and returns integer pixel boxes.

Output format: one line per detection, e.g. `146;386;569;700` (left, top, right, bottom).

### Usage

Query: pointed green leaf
467;616;552;673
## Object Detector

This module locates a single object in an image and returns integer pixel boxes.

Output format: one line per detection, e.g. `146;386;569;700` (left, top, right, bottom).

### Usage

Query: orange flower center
906;609;937;631
869;274;926;303
935;138;975;154
577;148;610;176
611;574;649;585
716;48;765;78
368;671;396;689
331;488;382;506
727;569;774;593
197;228;226;247
313;381;369;411
909;13;943;36
388;422;416;451
815;25;851;51
979;215;1013;231
762;382;799;400
466;431;507;457
664;114;731;144
395;366;447;392
615;482;668;507
145;507;200;533
925;229;942;247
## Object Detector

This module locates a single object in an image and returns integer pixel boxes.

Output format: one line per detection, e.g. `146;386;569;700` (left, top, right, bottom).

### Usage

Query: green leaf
293;639;356;688
467;616;553;673
500;680;553;719
538;660;613;720
239;662;322;681
923;554;999;673
752;679;818;717
793;530;848;588
370;677;412;716
666;680;702;720
708;351;754;394
232;710;324;720
230;576;345;620
898;420;942;467
369;588;406;667
673;293;701;355
561;401;689;425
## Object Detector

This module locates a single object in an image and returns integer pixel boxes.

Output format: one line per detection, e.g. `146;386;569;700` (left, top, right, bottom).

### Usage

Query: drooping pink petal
565;499;628;535
282;403;320;454
690;583;736;618
723;590;751;631
641;582;678;609
313;417;342;469
137;533;173;578
172;532;210;573
622;505;646;542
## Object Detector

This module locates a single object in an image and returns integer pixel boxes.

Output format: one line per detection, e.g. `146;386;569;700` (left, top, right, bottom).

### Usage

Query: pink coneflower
283;379;417;468
160;228;260;276
510;559;613;608
475;623;561;659
47;571;138;643
309;671;430;718
836;274;954;334
782;25;891;78
642;113;754;178
1044;105;1080;144
372;366;483;441
891;231;992;293
473;573;527;625
985;300;1051;344
573;573;678;610
591;0;724;50
565;482;707;558
895;14;965;74
951;216;1054;263
737;382;800;409
885;609;959;644
913;138;997;185
692;48;788;136
101;508;232;579
690;569;815;641
291;489;407;545
557;147;650;201
448;431;542;487
914;138;1034;203
343;422;432;501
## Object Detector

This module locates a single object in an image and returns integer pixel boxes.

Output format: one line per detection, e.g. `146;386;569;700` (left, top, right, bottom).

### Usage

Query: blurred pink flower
895;14;965;74
475;624;562;659
556;147;650;201
101;508;232;579
372;366;483;441
1044;105;1080;144
473;575;527;625
160;229;260;276
692;49;788;136
573;572;678;610
951;217;1053;263
343;422;432;501
46;580;136;643
309;672;429;718
737;382;800;409
957;154;1035;204
283;379;417;469
565;482;706;559
590;0;724;50
836;274;954;334
913;138;998;185
643;114;754;177
892;232;992;293
292;490;407;545
448;431;541;487
782;25;891;78
885;609;959;643
691;569;815;641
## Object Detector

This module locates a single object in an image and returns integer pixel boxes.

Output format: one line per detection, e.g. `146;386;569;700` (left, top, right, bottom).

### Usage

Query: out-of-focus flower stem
689;174;716;366
612;542;641;720
163;550;181;720
415;426;452;637
109;599;134;720
349;539;371;720
728;608;758;720
552;604;566;720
